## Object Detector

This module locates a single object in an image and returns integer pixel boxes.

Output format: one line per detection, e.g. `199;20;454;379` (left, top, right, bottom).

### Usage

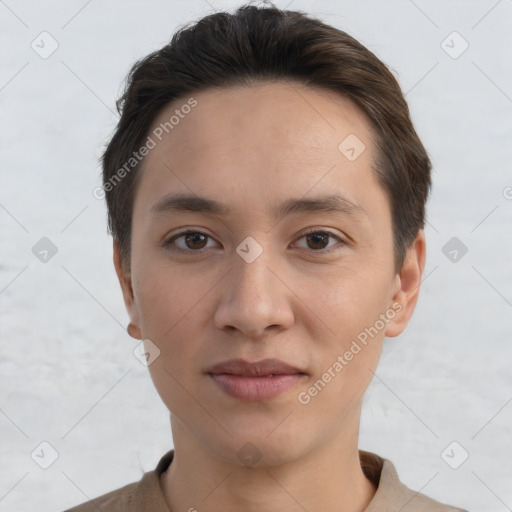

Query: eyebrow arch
149;193;367;220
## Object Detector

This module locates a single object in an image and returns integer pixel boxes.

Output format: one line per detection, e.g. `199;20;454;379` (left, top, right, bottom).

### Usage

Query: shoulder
63;481;137;511
62;450;175;512
359;450;469;512
390;477;469;512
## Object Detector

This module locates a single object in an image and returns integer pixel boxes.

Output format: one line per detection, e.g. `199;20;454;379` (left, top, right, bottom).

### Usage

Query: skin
114;80;426;512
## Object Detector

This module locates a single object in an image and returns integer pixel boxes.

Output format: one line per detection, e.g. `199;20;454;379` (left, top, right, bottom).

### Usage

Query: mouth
207;358;307;402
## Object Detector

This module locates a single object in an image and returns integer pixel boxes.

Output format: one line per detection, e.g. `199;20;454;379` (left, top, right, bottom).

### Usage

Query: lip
207;358;307;402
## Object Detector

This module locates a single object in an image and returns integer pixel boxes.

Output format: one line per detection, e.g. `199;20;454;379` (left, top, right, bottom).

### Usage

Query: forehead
151;81;372;155
133;80;387;224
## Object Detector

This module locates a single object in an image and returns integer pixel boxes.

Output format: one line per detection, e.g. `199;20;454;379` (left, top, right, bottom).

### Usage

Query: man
67;3;468;511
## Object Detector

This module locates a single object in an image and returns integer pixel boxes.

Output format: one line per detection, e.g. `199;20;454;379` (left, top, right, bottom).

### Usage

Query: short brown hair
101;2;431;273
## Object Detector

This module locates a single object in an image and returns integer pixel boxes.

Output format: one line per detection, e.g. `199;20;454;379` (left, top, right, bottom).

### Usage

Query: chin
200;425;309;468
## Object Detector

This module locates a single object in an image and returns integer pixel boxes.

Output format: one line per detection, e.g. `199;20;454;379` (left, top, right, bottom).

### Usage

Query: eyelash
163;228;347;255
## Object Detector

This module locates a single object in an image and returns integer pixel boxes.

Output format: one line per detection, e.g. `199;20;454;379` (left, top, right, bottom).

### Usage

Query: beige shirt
64;449;468;511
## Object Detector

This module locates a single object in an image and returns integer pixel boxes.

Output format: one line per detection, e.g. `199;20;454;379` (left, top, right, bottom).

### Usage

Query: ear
113;239;142;340
385;229;427;338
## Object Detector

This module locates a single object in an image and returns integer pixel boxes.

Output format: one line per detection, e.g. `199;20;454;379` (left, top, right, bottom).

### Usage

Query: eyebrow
149;192;367;220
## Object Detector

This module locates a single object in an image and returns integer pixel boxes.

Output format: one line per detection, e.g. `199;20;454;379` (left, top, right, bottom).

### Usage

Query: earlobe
384;230;426;338
127;322;142;340
113;240;142;339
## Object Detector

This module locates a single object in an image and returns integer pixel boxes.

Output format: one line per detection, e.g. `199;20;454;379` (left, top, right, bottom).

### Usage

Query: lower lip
209;373;305;401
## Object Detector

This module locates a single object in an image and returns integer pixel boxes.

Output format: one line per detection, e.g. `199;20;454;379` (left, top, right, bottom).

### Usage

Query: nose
213;249;294;338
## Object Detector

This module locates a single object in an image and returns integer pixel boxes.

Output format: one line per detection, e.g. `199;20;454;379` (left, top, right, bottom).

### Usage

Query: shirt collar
132;449;409;512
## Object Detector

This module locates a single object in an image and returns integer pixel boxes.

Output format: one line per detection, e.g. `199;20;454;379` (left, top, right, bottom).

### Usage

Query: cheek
133;257;206;336
317;268;393;341
132;264;204;399
305;271;391;394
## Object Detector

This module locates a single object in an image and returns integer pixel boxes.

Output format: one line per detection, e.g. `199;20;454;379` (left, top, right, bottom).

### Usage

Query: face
115;81;425;466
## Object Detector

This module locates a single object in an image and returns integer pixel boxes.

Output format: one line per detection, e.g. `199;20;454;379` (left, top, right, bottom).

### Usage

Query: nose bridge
231;240;275;307
214;239;294;335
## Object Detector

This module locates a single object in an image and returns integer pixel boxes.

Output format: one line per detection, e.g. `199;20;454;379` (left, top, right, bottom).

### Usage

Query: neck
161;416;377;512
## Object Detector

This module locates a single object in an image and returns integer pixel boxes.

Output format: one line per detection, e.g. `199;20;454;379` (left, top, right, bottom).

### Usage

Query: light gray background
1;1;511;510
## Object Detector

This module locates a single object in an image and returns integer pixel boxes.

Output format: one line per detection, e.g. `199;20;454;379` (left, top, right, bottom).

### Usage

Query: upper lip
207;358;306;377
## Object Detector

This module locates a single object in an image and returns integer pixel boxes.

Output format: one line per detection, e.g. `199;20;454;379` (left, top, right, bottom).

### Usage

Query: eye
163;230;218;252
163;228;347;255
293;229;346;254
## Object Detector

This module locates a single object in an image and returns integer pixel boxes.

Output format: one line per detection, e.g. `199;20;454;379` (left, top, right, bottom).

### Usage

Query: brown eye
306;232;330;250
183;232;208;249
164;230;217;252
294;229;345;254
